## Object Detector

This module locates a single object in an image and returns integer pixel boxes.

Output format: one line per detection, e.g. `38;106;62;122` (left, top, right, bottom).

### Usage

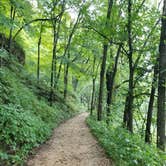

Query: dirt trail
27;112;112;166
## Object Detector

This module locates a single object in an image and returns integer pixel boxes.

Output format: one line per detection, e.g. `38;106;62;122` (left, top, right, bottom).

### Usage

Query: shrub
87;116;166;166
0;64;78;165
0;104;51;164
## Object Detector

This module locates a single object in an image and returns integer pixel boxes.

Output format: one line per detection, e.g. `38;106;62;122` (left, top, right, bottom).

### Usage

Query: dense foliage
87;116;166;166
0;0;166;165
0;51;78;165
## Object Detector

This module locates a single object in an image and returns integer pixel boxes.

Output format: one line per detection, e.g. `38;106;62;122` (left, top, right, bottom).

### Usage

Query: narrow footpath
27;112;112;166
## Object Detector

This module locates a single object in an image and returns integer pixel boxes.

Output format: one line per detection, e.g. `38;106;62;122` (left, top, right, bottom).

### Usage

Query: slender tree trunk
62;11;81;99
53;22;57;82
127;62;134;132
97;0;113;121
90;55;97;115
50;20;57;105
106;69;112;121
37;23;43;83
145;65;158;143
98;45;108;121
72;76;78;91
123;67;134;132
57;61;62;83
90;78;96;115
8;6;16;52
106;44;122;124
123;0;134;132
64;52;70;99
123;95;129;125
49;2;65;105
157;0;166;151
57;10;81;86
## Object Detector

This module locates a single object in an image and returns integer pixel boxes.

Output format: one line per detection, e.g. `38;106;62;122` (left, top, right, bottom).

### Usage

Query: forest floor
26;112;112;166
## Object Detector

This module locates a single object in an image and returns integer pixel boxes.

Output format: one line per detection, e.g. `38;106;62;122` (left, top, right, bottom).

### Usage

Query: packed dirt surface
27;112;112;166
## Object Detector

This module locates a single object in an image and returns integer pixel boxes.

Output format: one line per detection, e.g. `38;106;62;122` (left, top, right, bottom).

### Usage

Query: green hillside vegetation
87;115;166;166
0;50;79;165
0;0;166;165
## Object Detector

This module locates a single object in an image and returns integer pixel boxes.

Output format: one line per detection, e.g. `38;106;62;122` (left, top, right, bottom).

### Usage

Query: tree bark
97;0;113;121
157;0;166;151
106;44;122;124
64;52;70;99
49;1;65;105
57;10;81;86
90;55;97;115
62;11;81;99
145;65;158;143
123;0;134;132
72;76;78;91
8;6;16;52
90;78;96;115
37;23;43;83
50;20;57;106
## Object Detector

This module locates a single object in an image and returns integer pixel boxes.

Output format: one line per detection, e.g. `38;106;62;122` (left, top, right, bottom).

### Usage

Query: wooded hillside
0;0;165;165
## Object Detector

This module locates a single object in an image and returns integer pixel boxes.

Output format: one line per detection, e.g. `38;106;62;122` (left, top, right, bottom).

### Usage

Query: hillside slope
0;50;79;166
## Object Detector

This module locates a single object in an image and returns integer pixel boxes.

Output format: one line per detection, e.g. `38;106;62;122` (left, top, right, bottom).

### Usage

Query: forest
0;0;166;165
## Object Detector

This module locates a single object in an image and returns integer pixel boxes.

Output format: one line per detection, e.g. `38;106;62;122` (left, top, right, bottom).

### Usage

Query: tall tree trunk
123;95;129;125
90;78;96;115
98;45;108;120
49;2;65;105
145;65;158;143
123;0;134;132
157;0;166;151
72;76;78;91
64;52;70;99
56;11;81;86
37;23;43;83
106;44;122;124
57;60;62;84
90;55;97;115
8;6;16;52
97;0;113;121
50;20;57;106
63;11;81;99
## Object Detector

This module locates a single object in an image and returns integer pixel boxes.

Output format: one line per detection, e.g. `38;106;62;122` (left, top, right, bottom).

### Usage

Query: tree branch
13;12;63;40
133;19;160;70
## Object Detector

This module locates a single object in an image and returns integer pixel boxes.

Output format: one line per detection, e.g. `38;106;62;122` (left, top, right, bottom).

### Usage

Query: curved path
27;112;112;166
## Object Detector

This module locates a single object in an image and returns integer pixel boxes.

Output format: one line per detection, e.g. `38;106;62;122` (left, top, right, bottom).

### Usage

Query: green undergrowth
87;116;166;166
0;54;79;165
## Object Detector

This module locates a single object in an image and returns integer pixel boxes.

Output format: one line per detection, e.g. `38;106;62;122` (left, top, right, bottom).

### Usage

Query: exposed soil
27;112;112;166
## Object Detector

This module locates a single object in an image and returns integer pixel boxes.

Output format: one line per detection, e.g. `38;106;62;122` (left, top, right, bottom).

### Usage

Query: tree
37;22;43;83
63;11;81;99
145;64;158;143
157;0;166;151
90;51;99;115
8;2;16;52
123;0;134;132
97;0;113;121
50;0;65;105
106;43;122;123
